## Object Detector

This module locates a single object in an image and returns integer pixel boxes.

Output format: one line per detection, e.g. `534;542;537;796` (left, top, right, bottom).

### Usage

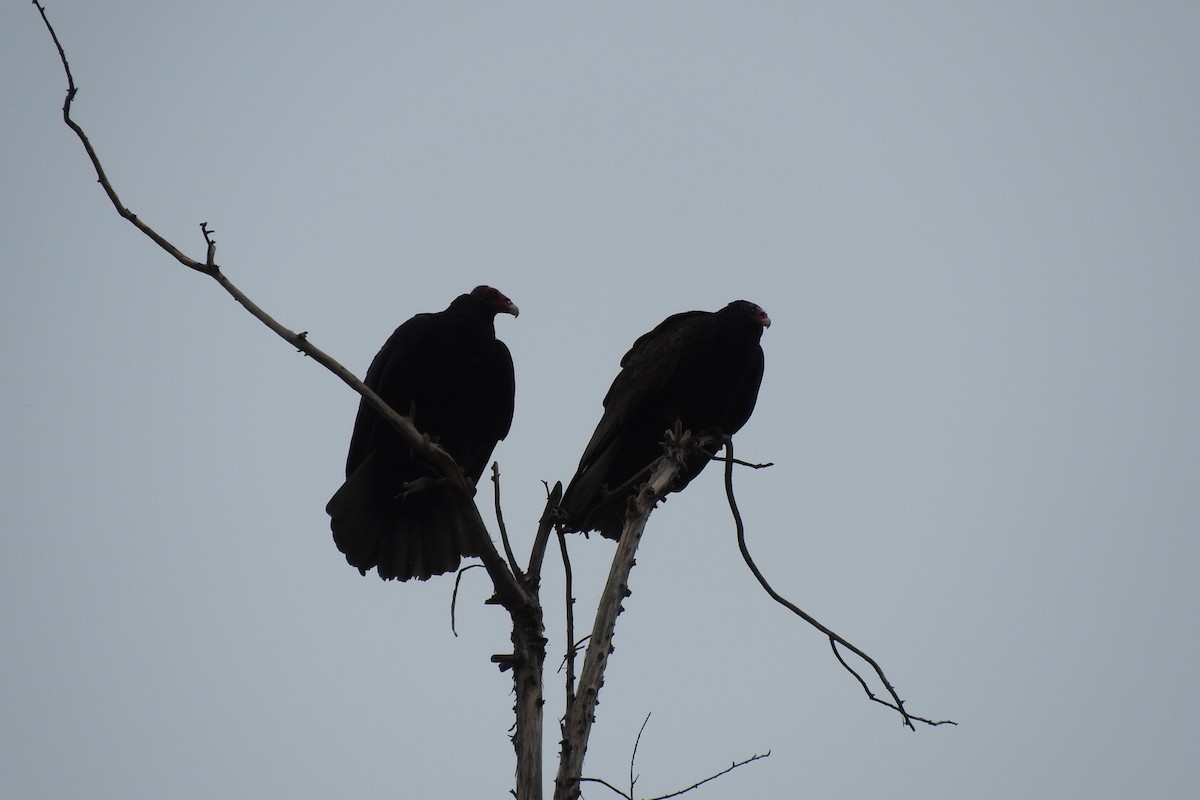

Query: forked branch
720;436;955;730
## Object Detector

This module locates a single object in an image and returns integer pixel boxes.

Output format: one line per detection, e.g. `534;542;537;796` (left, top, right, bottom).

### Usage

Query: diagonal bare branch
577;749;770;800
31;1;537;610
645;751;771;800
575;776;632;800
32;4;553;796
554;431;723;800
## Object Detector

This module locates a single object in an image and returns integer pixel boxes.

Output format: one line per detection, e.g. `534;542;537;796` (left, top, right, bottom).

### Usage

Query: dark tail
560;454;627;541
327;454;484;581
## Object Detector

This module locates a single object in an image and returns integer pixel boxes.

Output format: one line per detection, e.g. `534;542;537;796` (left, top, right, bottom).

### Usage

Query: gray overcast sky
3;2;1198;798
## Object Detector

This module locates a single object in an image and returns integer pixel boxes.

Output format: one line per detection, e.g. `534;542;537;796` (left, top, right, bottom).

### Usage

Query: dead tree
33;6;952;799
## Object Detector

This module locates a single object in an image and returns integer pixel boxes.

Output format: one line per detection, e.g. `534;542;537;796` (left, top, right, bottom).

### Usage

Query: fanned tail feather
327;455;484;581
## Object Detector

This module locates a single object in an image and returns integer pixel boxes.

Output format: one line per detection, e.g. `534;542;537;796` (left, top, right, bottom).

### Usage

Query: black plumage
560;300;769;539
326;286;518;580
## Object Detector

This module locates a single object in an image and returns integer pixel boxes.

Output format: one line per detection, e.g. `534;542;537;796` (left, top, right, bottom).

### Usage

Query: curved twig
451;563;487;637
721;436;955;730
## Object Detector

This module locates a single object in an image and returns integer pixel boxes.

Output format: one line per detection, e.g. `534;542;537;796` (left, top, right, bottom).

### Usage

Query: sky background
3;2;1198;798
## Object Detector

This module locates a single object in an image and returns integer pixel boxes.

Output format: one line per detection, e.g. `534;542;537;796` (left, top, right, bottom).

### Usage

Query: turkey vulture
326;286;518;580
560;300;769;539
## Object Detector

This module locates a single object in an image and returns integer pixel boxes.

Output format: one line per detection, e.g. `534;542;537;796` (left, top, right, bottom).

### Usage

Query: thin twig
630;712;651;799
492;462;523;581
576;750;770;800
557;528;578;705
720;436;955;730
34;1;203;272
557;636;590;674
575;777;631;799
708;454;774;469
451;563;486;637
645;752;771;800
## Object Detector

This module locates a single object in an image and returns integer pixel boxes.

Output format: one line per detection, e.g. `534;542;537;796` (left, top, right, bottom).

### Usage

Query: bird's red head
727;300;770;328
471;285;520;317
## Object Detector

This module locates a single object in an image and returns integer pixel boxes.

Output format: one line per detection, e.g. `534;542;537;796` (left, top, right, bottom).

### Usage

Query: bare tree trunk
510;604;545;800
553;433;699;800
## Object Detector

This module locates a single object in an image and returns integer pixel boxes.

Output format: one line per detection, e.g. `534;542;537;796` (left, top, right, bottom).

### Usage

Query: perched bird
560;300;769;539
327;286;518;580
